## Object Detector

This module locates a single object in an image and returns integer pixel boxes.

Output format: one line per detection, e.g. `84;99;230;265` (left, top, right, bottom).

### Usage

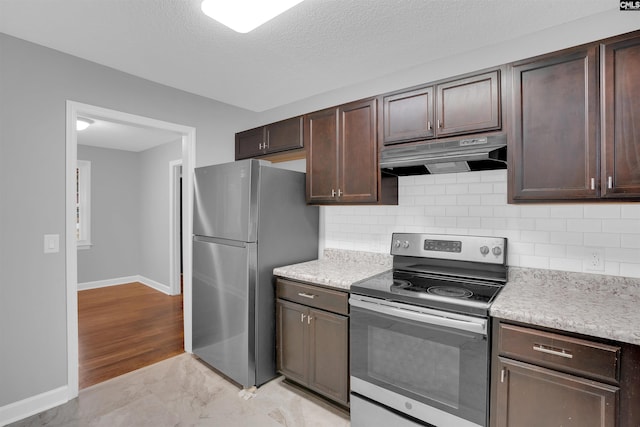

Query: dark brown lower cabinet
276;279;349;406
494;357;618;427
492;320;640;427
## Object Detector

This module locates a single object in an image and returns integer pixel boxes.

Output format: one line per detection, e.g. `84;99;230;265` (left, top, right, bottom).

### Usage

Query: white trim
78;275;172;295
137;275;171;295
0;386;69;427
77;275;141;291
169;159;183;296
76;159;92;248
66;101;196;403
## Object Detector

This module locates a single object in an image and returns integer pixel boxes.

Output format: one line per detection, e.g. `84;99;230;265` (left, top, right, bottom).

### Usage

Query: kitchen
1;1;640;426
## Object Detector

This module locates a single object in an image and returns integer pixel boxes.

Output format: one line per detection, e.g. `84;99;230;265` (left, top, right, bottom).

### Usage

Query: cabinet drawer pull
533;344;573;359
590;178;595;190
297;292;317;299
308;315;313;325
331;189;336;197
301;313;306;322
608;176;613;189
427;121;432;131
437;119;442;129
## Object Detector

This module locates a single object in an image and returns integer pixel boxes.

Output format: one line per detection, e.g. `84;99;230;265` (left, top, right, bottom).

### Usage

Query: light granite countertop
273;248;392;291
491;267;640;346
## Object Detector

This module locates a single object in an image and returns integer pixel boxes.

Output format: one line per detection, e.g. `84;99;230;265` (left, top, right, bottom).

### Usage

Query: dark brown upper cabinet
235;116;303;160
382;69;501;146
306;98;397;205
509;46;599;202
601;34;640;199
509;31;640;203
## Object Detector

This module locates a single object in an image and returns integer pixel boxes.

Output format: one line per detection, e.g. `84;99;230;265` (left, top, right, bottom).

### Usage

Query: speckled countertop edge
491;267;640;346
273;248;392;290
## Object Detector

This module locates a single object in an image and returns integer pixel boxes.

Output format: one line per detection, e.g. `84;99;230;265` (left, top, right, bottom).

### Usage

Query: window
76;160;91;249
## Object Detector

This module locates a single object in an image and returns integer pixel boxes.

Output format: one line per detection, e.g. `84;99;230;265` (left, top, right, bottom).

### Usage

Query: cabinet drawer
276;278;348;315
498;323;620;383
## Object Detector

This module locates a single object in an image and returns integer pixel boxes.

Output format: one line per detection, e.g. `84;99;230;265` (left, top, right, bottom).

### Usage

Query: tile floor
10;354;351;427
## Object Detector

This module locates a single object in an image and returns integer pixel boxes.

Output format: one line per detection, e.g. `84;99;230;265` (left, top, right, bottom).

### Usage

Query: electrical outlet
585;247;605;272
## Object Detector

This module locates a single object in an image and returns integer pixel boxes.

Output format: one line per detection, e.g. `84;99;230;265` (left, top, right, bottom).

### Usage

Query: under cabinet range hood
380;134;507;175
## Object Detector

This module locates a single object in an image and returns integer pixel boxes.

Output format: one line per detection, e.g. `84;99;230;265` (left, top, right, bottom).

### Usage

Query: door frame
169;159;183;296
65;100;196;399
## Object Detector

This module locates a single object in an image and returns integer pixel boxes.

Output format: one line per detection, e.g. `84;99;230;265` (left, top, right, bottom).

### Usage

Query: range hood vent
380;134;507;176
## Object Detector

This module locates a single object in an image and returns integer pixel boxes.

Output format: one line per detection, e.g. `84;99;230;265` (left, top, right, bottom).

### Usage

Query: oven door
349;294;489;427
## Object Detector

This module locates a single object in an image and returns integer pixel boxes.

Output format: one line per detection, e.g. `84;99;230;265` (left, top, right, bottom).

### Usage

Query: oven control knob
402;240;410;249
480;246;490;256
393;240;401;248
492;246;502;256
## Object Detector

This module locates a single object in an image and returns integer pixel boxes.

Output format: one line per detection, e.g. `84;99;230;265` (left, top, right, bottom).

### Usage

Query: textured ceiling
77;118;183;152
0;0;617;112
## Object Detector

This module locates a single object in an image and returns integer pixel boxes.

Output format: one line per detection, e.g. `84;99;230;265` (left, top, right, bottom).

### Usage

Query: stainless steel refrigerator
192;159;319;388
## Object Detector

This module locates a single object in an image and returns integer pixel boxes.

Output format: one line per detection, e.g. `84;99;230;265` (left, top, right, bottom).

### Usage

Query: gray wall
139;140;182;285
77;145;141;283
0;33;255;407
77;140;181;287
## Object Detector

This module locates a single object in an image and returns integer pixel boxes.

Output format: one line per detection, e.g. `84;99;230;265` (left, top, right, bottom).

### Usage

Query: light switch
44;234;60;254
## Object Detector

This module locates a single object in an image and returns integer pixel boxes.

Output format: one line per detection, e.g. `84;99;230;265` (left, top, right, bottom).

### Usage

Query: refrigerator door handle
193;235;247;248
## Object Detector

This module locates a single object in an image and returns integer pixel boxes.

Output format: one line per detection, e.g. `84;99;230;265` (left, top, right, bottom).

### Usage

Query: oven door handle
349;297;487;336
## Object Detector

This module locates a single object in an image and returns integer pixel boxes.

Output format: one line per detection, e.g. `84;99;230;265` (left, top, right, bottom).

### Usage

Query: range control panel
391;233;507;265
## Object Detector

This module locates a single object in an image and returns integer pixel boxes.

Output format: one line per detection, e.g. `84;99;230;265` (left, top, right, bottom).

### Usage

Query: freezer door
193;159;260;242
192;236;256;387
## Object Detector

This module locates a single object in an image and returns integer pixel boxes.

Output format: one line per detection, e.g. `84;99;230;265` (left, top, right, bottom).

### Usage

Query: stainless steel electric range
349;233;508;427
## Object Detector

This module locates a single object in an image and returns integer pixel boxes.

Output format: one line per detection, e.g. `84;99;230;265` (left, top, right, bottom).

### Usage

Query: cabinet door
383;86;435;145
494;357;618;427
308;308;349;405
509;47;599;202
601;35;640;198
276;300;308;385
305;107;339;203
235;127;265;160
436;70;501;137
266;116;303;154
338;98;378;203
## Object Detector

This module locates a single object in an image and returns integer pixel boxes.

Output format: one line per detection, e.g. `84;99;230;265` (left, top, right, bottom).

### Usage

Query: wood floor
78;282;184;389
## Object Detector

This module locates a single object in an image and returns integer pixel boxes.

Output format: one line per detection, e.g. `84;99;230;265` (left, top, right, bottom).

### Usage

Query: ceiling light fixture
201;0;304;33
76;118;94;131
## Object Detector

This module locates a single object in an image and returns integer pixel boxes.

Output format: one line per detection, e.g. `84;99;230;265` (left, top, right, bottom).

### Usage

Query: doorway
65;101;195;398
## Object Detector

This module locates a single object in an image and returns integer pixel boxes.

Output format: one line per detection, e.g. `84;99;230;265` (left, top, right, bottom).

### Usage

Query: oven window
368;326;460;408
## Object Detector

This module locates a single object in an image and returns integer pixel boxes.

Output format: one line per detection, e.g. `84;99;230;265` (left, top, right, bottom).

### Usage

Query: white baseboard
78;275;171;295
0;386;69;426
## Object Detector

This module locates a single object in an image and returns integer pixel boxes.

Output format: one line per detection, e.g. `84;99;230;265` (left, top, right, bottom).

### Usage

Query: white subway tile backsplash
583;233;620;248
622;234;640;249
521;230;550;243
567;219;603;233
602;219;640;233
549;206;584;218
520;255;550;269
622;205;640;219
550;232;583;246
323;170;640;278
535;243;566;258
584;205;621;219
